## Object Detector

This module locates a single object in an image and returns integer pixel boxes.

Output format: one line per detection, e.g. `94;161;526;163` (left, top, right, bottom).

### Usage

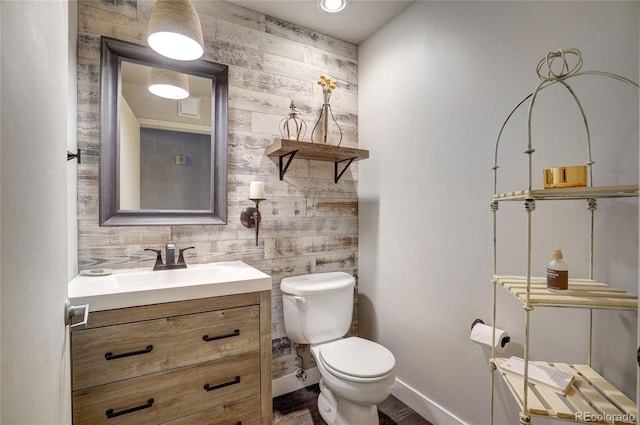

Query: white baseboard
392;378;468;425
272;367;322;398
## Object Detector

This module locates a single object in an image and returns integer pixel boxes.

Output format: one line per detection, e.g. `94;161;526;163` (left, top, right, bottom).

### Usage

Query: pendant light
147;0;204;61
148;68;190;100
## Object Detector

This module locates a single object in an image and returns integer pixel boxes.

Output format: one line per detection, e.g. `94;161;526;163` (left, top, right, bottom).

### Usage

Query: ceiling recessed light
319;0;348;14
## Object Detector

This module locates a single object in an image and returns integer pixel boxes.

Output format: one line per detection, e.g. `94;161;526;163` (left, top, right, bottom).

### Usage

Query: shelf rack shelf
494;358;637;425
494;185;639;201
494;275;638;310
265;139;369;183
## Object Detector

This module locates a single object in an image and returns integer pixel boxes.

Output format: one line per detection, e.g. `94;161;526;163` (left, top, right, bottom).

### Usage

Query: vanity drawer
72;352;260;425
165;395;262;425
72;305;259;390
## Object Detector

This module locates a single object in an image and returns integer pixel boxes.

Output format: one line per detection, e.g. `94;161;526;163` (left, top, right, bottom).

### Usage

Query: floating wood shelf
494;185;639;201
494;358;637;425
265;139;369;183
494;276;638;310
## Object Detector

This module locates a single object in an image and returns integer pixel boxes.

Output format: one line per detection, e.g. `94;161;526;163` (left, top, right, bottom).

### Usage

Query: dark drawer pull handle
105;345;153;360
203;376;240;392
106;398;154;418
203;329;240;342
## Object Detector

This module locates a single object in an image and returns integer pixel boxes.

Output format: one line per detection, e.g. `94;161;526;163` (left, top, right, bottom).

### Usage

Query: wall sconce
148;68;190;99
147;0;204;61
241;181;266;246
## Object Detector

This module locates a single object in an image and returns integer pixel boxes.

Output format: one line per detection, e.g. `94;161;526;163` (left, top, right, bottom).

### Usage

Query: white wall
1;1;74;423
68;0;78;282
358;2;638;424
0;3;3;419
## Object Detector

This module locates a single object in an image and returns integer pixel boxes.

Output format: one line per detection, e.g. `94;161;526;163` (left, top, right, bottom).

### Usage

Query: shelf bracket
334;157;356;183
278;150;298;180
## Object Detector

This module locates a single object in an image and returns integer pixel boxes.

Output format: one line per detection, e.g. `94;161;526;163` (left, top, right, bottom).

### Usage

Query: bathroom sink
111;265;234;288
68;261;272;311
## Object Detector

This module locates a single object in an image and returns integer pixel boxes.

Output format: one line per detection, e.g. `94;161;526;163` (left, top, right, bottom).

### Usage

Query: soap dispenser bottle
546;246;568;291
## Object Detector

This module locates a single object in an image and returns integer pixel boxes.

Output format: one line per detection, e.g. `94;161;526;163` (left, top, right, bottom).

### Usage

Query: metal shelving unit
489;49;639;425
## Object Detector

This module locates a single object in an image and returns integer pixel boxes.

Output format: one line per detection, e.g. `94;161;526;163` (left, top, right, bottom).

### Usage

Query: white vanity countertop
68;260;272;312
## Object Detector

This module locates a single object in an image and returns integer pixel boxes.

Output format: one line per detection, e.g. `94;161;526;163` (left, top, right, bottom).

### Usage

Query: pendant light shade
148;68;190;100
147;0;204;61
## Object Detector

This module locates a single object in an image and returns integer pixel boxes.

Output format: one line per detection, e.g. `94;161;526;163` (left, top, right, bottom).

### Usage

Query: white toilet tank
281;272;355;345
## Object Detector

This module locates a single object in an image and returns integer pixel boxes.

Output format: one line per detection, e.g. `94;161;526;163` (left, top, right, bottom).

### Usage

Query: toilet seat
317;337;395;383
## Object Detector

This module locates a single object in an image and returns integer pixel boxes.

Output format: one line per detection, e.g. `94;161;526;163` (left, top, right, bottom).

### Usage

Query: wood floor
273;384;433;425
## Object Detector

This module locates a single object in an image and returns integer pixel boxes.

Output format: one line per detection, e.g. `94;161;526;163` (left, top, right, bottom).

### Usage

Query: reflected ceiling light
147;0;204;61
148;68;190;100
319;0;348;13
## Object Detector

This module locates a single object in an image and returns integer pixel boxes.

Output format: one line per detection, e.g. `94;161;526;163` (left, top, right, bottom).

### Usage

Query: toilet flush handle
292;295;306;304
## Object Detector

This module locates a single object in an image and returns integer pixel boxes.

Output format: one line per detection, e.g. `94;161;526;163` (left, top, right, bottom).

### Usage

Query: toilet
281;272;396;425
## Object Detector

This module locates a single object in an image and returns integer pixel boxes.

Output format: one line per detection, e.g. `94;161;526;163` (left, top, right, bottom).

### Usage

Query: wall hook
67;149;81;163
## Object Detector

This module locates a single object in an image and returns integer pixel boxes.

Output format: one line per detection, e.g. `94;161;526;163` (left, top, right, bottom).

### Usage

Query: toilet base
317;378;380;425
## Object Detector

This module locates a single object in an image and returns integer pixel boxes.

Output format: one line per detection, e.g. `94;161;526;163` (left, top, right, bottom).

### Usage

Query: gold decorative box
543;166;587;189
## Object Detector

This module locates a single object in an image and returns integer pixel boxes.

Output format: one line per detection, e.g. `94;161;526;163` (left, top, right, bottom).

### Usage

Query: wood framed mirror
99;37;228;226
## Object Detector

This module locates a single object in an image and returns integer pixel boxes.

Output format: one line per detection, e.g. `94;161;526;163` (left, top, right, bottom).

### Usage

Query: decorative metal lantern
280;101;307;141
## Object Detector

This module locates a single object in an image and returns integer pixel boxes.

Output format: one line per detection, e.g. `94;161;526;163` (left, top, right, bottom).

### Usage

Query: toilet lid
281;272;355;295
318;337;395;379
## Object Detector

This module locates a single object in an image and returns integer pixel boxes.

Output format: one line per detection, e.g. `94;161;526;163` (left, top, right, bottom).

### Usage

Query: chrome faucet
145;243;195;271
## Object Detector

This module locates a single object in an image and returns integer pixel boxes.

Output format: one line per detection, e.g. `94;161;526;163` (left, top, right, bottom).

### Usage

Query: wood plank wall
77;0;359;382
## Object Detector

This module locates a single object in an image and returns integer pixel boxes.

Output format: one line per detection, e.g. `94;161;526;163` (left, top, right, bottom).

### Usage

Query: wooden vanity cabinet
71;291;271;425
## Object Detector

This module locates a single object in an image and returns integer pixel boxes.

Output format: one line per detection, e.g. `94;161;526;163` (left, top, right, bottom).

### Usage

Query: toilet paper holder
471;318;511;348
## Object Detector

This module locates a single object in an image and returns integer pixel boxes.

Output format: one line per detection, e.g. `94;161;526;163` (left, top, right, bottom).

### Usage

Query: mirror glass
120;62;212;211
99;37;228;226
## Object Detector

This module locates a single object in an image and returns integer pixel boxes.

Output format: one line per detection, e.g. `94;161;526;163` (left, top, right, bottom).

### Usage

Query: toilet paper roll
470;322;510;349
